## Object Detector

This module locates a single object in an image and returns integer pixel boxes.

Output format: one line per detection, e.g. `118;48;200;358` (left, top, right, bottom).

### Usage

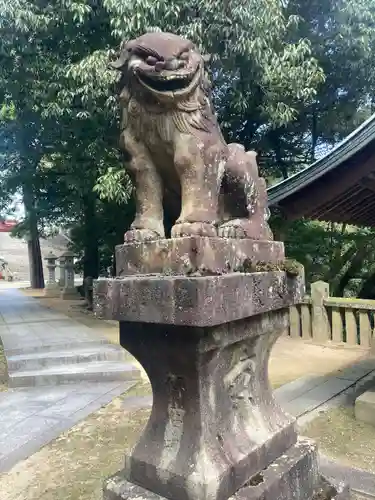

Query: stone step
9;361;140;388
6;345;130;372
4;339;112;357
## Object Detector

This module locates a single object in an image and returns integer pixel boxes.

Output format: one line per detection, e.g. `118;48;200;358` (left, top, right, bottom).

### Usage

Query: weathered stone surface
104;440;348;500
94;271;304;327
102;309;294;500
234;438;319;500
116;237;285;277
97;27;350;500
320;455;375;498
355;389;375;426
110;32;272;243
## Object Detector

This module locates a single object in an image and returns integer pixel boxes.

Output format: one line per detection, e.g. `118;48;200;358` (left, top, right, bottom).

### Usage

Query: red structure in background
0;220;18;232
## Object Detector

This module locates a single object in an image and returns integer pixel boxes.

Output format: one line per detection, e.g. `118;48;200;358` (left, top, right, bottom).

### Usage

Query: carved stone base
115;237;285;277
94;271;304;326
60;286;80;300
43;283;60;298
117;310;296;500
93;237;349;500
103;440;349;500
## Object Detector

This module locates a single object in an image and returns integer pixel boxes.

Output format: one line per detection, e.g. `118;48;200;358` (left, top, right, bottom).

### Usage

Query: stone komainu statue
110;31;272;241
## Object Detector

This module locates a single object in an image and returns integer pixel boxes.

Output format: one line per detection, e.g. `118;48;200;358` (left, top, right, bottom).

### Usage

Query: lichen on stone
234;258;302;276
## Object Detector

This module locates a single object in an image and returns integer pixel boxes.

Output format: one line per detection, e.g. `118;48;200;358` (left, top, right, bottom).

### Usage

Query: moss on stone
235;258;302;276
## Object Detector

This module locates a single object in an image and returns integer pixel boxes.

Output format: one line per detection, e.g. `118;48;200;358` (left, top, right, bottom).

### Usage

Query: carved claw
218;219;273;241
218;221;247;239
124;229;161;243
171;222;217;238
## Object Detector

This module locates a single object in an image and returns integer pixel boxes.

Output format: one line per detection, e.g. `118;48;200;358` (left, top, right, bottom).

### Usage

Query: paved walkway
274;356;375;426
0;289;138;387
0;288;139;473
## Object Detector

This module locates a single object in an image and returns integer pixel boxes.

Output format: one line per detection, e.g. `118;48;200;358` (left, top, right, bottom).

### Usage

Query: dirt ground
303;406;375;474
269;336;367;388
0;344;7;391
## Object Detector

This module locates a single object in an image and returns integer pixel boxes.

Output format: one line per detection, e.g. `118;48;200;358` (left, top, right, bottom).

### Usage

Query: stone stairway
0;289;140;388
6;343;139;388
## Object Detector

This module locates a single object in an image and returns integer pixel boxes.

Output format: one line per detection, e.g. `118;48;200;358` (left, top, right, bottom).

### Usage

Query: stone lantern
43;251;59;298
60;250;79;299
58;254;66;288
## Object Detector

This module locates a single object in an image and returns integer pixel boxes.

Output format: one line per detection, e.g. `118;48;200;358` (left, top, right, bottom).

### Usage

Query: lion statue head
109;32;209;104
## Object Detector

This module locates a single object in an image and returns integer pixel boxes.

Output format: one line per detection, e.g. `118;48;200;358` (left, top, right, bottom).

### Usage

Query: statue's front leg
171;135;222;238
122;131;165;242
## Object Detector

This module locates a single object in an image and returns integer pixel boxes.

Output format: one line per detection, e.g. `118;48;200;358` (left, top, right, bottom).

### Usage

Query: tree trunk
332;243;369;297
359;272;375;299
27;236;44;289
82;193;99;279
269;208;288;241
23;186;44;289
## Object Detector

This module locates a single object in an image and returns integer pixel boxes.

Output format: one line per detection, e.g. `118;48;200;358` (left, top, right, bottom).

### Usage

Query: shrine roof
267;114;375;226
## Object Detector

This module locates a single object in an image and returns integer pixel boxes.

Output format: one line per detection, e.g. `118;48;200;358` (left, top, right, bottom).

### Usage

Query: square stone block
355;389;375;426
94;271;304;327
115;237;285;277
103;439;349;500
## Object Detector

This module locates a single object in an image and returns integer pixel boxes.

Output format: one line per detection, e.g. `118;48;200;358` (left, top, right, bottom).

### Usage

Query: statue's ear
202;54;211;64
108;40;130;71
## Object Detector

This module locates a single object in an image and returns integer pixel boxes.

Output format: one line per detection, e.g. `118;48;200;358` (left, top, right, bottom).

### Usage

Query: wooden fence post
311;281;330;343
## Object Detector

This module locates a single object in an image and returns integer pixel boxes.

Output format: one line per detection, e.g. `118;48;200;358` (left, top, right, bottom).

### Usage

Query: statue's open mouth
137;73;193;92
135;66;201;96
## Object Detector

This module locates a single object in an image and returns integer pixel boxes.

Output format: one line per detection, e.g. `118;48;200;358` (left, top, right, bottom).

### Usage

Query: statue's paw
124;229;161;243
218;221;247;239
171;222;217;238
218;218;273;240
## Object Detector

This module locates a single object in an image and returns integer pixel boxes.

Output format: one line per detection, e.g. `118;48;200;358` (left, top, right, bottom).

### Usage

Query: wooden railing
288;281;375;349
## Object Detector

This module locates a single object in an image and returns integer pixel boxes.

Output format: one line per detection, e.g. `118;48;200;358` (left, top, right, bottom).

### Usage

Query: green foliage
0;0;375;290
102;0;324;125
272;217;375;297
94;167;133;204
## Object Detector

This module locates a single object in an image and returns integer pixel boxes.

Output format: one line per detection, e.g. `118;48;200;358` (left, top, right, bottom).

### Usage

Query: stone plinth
95;271;304;326
355;390;375;426
104;441;349;500
116;309;296;500
115;237;285;277
94;237;349;500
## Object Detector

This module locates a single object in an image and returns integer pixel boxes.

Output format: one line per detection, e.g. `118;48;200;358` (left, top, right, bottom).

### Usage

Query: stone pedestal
94;237;350;500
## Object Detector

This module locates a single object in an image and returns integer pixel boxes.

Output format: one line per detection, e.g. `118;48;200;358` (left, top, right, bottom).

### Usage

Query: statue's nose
163;58;185;71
